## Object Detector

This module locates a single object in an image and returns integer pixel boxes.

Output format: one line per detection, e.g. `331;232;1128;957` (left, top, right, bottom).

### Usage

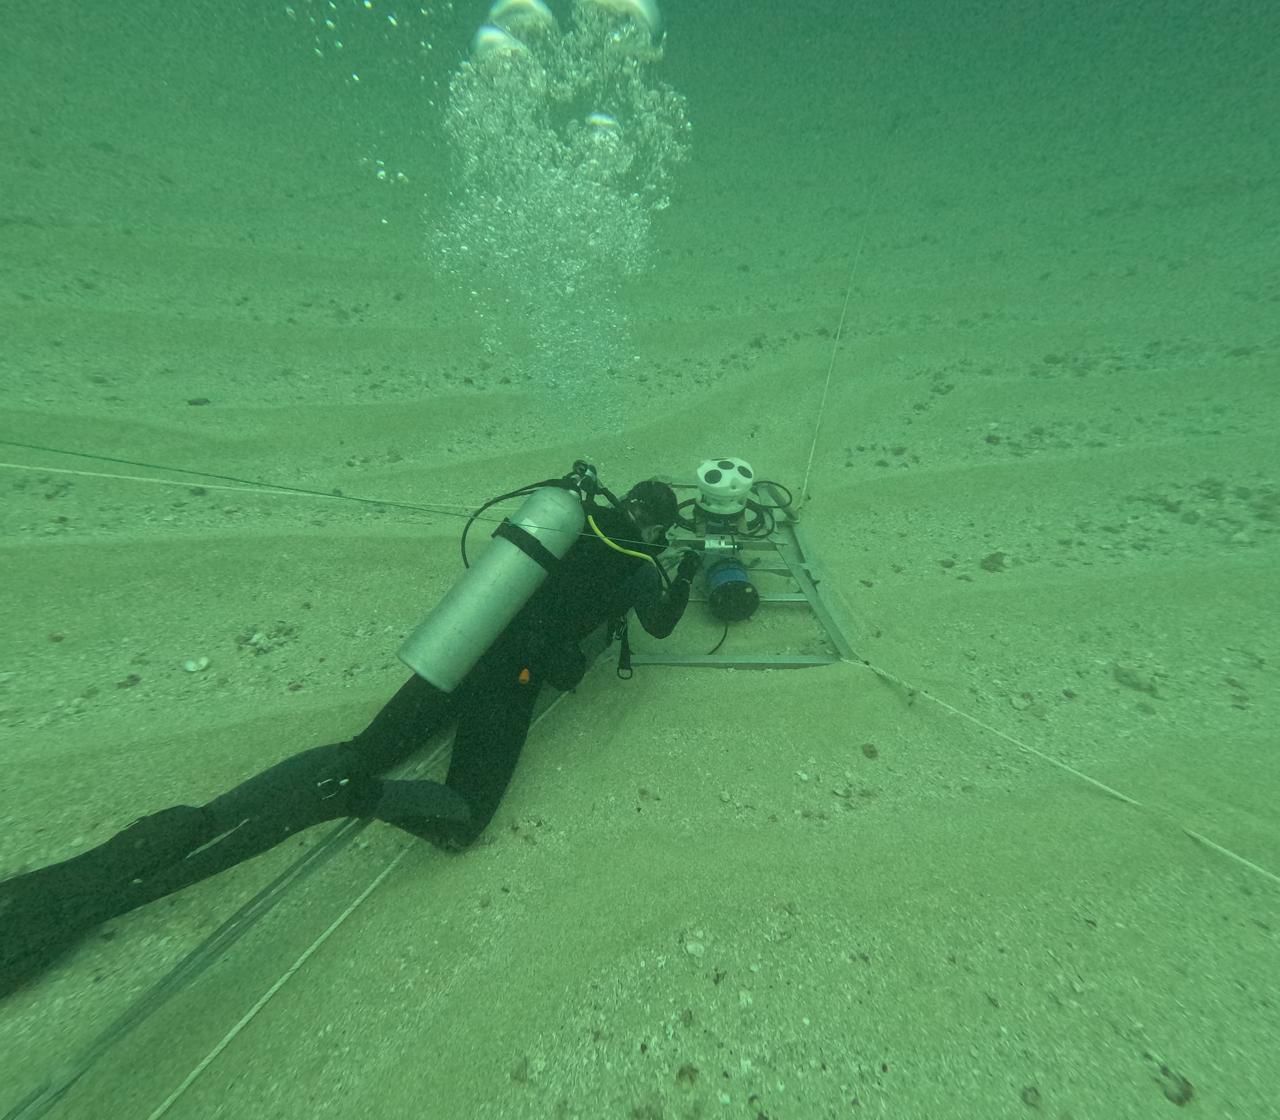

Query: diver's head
621;479;678;544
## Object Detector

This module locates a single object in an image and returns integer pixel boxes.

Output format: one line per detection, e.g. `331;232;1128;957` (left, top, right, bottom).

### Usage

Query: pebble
183;656;211;673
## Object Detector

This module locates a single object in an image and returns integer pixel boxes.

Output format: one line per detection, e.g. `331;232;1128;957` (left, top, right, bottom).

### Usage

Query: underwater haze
1;0;1278;1117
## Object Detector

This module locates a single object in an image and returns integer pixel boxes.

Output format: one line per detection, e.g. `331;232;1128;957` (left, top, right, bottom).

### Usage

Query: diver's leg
345;663;542;851
113;673;456;892
0;746;358;998
0;805;216;996
0;674;452;995
346;672;456;773
431;676;544;847
111;738;382;911
102;673;457;895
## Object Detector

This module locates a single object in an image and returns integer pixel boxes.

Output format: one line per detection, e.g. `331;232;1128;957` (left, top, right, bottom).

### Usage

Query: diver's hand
675;549;703;583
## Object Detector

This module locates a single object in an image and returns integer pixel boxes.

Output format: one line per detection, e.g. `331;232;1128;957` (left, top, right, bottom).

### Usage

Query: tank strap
493;516;562;572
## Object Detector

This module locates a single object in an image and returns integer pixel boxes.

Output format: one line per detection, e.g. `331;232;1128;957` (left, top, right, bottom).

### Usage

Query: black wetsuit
427;503;690;839
0;502;690;996
341;502;690;844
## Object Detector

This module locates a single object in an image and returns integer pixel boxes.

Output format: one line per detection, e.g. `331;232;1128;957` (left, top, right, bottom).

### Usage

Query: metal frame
629;482;858;670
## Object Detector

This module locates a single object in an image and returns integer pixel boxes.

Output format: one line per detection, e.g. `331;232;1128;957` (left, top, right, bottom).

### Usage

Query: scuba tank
397;466;592;692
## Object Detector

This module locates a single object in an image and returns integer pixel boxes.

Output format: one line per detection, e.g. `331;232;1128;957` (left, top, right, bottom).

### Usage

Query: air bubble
431;0;689;392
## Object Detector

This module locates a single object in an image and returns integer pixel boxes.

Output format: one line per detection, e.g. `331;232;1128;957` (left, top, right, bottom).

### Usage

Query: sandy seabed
2;3;1278;1118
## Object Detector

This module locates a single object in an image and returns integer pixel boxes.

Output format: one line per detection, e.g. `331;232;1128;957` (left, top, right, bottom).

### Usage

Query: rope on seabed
143;656;1278;1117
5;357;1278;894
145;848;410;1120
792;186;1278;889
139;656;1276;1116
6;394;1277;1116
799;184;877;506
846;656;1280;887
0;442;476;519
4;443;1279;891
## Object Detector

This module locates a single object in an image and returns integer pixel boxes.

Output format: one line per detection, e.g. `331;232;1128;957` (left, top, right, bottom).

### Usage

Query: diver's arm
631;551;700;638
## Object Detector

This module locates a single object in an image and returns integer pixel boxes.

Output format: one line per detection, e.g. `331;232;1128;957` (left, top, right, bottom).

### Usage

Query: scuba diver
0;462;702;998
